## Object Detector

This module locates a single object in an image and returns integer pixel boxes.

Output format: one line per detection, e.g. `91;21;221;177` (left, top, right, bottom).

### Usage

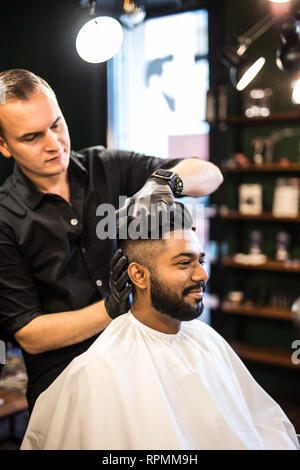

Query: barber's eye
199;259;206;266
24;135;37;142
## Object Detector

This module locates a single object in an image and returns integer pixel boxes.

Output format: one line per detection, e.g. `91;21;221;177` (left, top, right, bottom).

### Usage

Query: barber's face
0;88;70;181
149;229;208;321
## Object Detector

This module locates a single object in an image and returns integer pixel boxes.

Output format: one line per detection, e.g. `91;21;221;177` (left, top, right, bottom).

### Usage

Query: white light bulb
236;57;265;91
292;78;300;104
76;16;123;64
260;107;270;117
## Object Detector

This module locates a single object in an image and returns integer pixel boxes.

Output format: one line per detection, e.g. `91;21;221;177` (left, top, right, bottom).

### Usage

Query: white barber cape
21;312;299;450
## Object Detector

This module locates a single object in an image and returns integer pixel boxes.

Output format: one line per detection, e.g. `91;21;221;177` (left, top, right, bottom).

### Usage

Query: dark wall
0;0;107;184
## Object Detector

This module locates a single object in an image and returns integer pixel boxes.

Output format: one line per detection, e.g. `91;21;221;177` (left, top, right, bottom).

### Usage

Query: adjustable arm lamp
76;0;146;63
276;13;300;72
236;14;277;55
221;14;278;91
222;0;300;93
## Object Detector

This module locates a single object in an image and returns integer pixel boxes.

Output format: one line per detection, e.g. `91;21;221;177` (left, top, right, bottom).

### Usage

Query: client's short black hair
117;201;195;270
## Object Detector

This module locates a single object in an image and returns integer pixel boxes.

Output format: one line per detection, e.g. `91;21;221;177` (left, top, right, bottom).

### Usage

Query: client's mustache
182;280;206;297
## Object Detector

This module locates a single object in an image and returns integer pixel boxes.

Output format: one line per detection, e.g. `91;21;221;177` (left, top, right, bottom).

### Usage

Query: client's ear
128;262;149;290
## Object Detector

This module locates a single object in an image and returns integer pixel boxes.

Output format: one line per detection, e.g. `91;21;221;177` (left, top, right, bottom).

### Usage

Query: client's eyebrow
172;252;206;260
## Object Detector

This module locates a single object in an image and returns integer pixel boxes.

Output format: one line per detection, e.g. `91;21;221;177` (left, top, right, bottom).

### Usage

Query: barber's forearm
14;299;112;355
170;158;223;197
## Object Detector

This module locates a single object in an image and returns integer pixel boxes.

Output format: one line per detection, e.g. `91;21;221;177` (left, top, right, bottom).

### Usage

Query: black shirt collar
13;151;87;210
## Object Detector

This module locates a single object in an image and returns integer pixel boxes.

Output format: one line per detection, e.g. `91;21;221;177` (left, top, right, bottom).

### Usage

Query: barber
0;69;223;412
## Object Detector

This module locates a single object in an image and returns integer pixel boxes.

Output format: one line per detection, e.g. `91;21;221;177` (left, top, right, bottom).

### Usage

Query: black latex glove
116;177;176;230
104;249;132;319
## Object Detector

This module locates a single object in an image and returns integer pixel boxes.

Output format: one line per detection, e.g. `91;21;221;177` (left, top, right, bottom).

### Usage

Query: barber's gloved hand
116;175;177;226
105;249;132;319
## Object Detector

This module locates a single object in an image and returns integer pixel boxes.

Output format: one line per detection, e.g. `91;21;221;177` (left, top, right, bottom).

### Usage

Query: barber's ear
127;262;149;290
0;138;11;158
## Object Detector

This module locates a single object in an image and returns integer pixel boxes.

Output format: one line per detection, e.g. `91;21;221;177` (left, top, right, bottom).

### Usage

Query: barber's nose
44;129;60;151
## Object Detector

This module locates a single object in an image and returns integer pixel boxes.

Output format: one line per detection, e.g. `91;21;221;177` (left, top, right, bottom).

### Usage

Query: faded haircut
117;201;195;272
0;69;55;138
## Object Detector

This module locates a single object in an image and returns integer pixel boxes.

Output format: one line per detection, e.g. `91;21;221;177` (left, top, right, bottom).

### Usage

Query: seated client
21;204;299;450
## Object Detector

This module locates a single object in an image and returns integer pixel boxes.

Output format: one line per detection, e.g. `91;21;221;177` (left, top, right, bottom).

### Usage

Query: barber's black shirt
0;146;178;411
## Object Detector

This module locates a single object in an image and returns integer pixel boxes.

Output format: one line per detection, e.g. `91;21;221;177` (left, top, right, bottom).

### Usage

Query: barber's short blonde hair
0;69;55;138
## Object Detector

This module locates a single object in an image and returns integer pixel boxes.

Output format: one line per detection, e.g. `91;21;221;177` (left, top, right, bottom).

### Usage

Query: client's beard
149;271;205;321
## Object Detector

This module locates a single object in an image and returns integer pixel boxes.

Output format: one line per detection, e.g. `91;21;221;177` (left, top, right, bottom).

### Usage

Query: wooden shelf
222;162;300;173
220;210;300;222
225;111;300;125
222;301;292;321
0;388;27;419
229;341;300;370
221;256;300;273
212;110;300;378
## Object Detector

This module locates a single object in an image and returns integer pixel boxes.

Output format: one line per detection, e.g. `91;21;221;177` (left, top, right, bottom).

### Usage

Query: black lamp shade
277;45;300;72
277;41;300;72
221;47;244;69
276;16;300;73
221;47;265;91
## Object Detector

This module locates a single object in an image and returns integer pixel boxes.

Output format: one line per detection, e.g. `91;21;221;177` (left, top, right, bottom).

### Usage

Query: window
107;9;209;160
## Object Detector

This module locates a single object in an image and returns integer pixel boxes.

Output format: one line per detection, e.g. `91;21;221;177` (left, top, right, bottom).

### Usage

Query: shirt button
82;247;86;254
96;279;102;287
70;218;78;226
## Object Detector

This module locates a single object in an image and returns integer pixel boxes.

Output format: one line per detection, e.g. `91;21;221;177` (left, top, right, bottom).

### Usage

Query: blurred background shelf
229;341;300;370
222;162;300;173
220;211;300;222
225;111;300;125
221;256;300;273
222;301;292;321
